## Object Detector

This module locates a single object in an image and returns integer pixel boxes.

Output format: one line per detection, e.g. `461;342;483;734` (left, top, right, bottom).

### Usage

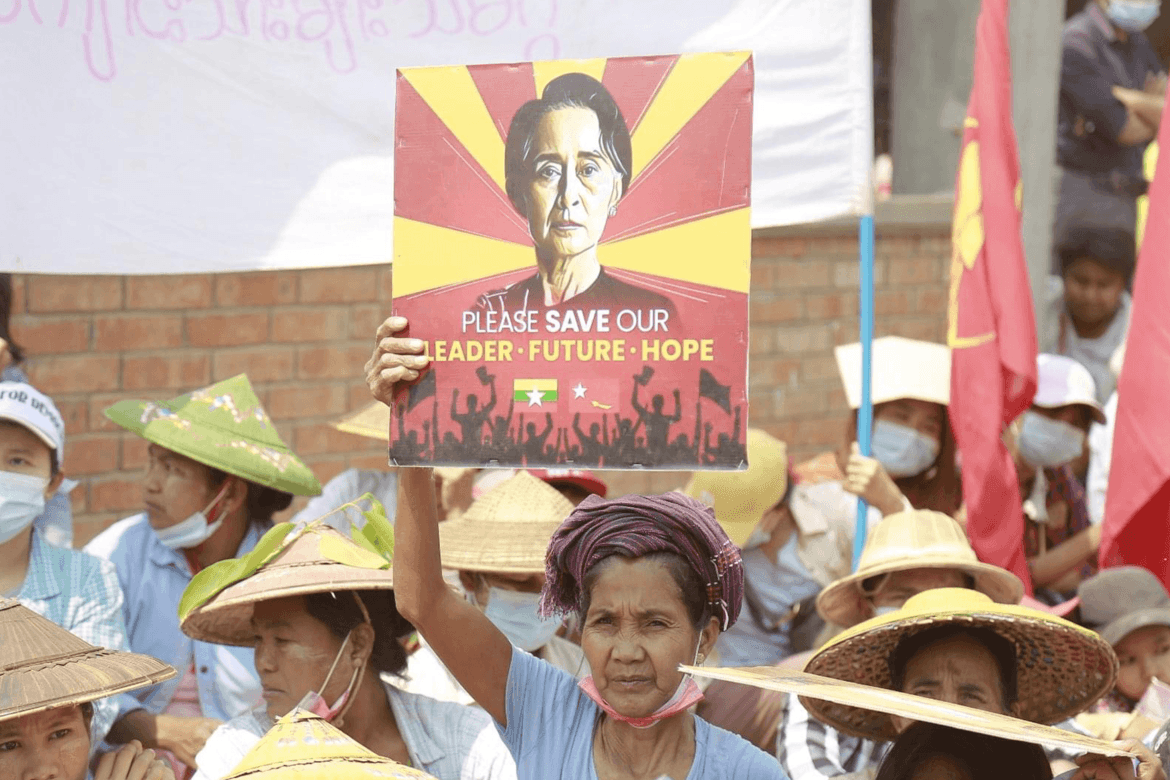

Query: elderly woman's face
0;706;90;780
580;557;716;719
888;634;1009;733
251;596;358;719
524;107;622;261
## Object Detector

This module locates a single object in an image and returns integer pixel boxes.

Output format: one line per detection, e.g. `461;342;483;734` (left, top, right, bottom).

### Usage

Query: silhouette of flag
407;370;436;412
699;369;731;414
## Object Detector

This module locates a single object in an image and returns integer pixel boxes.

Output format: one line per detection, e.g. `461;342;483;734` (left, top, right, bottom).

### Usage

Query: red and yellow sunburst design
389;53;752;469
393;52;753;298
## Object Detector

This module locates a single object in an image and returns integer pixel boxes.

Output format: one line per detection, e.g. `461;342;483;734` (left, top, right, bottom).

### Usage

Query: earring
608;205;617;217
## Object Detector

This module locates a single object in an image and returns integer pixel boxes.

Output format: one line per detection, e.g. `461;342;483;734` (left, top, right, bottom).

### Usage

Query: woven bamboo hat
835;337;951;409
0;598;176;722
802;588;1117;741
333;402;391;441
224;708;437;779
105;374;321;497
439;471;575;574
180;499;397;646
816;510;1024;627
683;429;788;547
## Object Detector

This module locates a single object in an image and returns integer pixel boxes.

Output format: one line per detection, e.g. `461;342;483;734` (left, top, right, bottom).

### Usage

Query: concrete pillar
1009;0;1065;341
890;0;1064;336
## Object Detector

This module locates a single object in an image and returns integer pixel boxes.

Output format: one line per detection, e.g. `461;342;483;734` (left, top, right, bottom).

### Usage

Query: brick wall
13;223;951;546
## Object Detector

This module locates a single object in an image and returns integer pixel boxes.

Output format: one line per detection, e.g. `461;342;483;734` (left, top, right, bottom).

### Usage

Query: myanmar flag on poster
514;379;558;410
568;379;621;414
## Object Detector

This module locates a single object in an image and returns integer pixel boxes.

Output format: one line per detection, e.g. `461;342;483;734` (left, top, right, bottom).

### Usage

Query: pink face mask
578;646;706;730
294;630;365;726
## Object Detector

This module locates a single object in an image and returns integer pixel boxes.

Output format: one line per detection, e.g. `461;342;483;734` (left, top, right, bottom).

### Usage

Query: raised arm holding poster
391;53;752;469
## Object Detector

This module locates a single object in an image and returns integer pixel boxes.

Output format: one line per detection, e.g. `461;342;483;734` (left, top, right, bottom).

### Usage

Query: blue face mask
482;586;563;652
870;420;940;478
1018;411;1086;467
1107;0;1160;31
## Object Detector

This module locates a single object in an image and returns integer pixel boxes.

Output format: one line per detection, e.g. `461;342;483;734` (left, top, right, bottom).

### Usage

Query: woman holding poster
368;318;786;779
478;73;677;318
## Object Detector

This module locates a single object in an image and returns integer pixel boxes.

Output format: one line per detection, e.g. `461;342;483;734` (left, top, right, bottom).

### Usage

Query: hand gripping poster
391;52;752;469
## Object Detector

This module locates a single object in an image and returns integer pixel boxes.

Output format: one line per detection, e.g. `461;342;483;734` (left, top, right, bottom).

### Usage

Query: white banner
1;0;872;274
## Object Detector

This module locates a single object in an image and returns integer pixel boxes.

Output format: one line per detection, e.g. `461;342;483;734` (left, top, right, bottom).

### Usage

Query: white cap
1034;354;1106;424
0;383;65;466
835;336;952;409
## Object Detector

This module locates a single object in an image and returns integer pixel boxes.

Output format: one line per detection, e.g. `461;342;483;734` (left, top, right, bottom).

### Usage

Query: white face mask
0;472;48;545
870;420;940;478
1018;411;1085;468
154;482;230;550
481;586;563;652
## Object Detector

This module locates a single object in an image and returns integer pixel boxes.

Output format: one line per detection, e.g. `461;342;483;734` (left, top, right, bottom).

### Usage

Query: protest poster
391;52;752;469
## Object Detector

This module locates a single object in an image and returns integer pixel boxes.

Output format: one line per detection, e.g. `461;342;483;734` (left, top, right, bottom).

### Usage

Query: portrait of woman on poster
478;73;678;319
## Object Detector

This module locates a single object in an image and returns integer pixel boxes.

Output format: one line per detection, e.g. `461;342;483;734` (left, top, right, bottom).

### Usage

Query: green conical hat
105;375;321;497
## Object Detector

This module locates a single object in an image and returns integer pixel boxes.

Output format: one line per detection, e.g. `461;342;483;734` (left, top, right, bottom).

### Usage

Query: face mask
482;586;563;652
295;630;365;726
1107;0;1160;31
578;643;705;729
0;472;48;545
154;482;230;550
870;420;940;478
1018;411;1086;467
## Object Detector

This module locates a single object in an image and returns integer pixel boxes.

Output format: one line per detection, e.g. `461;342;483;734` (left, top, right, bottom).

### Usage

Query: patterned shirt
191;680;517;780
1024;465;1097;582
18;529;130;748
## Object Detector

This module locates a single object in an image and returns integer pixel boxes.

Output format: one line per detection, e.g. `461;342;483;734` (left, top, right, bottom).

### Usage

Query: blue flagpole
853;213;876;570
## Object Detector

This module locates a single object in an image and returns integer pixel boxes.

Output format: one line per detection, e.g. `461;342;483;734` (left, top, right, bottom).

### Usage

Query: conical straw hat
816;510;1024;627
180;502;396;646
439;471;575;574
105;374;321;496
835;336;951;409
0;599;176;721
224;708;437;779
683;429;788;547
802;589;1117;742
333;402;391;442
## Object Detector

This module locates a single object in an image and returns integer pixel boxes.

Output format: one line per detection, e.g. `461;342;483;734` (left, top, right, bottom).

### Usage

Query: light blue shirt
84;514;264;724
18;529;130;747
497;647;787;779
715;535;822;667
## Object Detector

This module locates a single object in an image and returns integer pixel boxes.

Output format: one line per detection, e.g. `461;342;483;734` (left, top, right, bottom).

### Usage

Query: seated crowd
2;236;1165;779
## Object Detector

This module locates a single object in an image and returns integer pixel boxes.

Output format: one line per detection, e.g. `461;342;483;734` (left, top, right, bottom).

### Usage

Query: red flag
947;0;1037;593
1099;129;1170;581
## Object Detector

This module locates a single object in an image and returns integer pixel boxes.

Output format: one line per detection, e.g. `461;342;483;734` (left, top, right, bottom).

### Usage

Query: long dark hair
875;722;1051;780
841;402;962;516
0;275;24;365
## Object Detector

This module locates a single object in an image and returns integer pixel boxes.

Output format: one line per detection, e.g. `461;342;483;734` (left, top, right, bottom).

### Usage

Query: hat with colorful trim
179;495;396;646
224;708;437;779
0;598;176;722
104;374;321;496
802;588;1117;741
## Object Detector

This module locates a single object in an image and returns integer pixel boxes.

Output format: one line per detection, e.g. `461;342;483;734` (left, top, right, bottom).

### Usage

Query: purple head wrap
539;492;743;630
